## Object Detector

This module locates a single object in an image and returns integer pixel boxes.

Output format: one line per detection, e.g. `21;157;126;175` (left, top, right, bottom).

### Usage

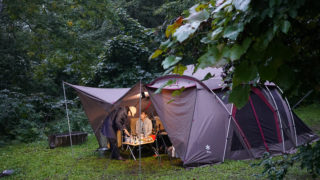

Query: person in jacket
101;106;131;160
136;111;152;137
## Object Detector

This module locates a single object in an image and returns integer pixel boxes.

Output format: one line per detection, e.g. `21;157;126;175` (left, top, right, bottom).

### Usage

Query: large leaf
229;37;252;61
223;23;244;40
185;9;210;23
172;64;187;75
165;17;183;38
233;0;251;11
233;62;258;86
162;55;182;69
211;27;223;39
149;49;163;60
173;21;201;43
229;84;251;109
173;9;210;43
281;20;291;34
274;65;295;90
197;46;226;69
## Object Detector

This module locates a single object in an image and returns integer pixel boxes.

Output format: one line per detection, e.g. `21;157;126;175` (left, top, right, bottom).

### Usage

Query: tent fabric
66;65;319;167
66;83;130;104
147;87;197;160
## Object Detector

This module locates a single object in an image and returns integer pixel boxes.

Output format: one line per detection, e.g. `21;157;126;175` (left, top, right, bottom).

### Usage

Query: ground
0;104;319;179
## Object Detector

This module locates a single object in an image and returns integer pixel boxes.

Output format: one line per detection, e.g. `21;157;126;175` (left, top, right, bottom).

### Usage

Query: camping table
122;139;159;160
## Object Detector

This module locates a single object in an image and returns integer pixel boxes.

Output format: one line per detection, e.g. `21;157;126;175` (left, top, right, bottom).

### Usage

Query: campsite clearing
0;104;319;179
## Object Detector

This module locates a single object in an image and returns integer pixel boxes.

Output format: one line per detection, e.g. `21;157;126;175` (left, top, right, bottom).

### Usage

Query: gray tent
67;65;318;167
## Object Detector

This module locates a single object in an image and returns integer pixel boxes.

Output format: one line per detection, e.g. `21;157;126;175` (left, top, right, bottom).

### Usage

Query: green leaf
154;79;176;94
233;61;258;86
258;63;278;81
213;0;232;13
223;23;244;40
201;73;215;81
230;45;243;61
198;46;226;69
281;20;291;34
275;65;294;90
149;49;163;60
269;0;276;7
173;21;201;43
229;38;252;61
211;27;223;39
172;64;187;75
172;87;185;97
229;84;251;109
162;56;182;69
185;9;210;23
195;4;209;12
233;0;251;11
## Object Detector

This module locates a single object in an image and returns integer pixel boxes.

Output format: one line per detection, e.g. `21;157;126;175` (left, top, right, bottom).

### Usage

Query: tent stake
62;81;74;156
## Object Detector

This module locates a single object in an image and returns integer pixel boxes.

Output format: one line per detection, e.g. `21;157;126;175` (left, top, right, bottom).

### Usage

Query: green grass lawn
1;104;319;180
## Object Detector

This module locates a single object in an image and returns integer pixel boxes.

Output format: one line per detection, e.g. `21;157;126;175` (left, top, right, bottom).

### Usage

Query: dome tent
146;65;318;167
65;65;318;167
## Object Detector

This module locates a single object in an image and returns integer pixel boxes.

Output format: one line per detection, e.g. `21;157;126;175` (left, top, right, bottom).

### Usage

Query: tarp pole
62;81;74;156
292;90;313;109
138;79;142;177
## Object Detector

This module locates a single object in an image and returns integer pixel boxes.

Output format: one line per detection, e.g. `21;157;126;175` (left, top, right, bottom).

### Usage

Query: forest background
0;0;319;146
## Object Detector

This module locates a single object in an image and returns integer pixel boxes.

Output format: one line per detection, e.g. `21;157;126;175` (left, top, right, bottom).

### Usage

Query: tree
151;0;320;108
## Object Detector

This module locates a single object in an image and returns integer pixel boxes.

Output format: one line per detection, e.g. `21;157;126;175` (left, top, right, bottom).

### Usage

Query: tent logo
205;145;212;154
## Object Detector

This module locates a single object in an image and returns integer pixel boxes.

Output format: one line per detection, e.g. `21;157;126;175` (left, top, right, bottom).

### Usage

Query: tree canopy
151;0;320;108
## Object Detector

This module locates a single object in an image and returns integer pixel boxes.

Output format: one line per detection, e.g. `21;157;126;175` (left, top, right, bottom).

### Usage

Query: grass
0;104;319;180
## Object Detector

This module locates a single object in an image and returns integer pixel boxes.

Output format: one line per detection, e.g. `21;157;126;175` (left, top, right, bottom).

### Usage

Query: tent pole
265;86;286;153
276;86;298;147
138;79;142;177
222;104;233;162
62;81;74;156
207;88;255;157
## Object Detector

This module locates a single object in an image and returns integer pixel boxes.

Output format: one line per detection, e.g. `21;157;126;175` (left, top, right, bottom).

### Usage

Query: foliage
0;89;90;144
252;141;320;180
151;0;320;108
299;141;320;178
86;8;162;87
251;152;294;180
0;0;164;142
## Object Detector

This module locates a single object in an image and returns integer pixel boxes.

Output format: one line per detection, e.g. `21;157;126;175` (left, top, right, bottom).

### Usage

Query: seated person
136;111;152;137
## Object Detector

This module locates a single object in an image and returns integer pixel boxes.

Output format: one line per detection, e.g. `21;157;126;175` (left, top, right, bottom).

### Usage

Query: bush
0;89;91;145
252;141;320;179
